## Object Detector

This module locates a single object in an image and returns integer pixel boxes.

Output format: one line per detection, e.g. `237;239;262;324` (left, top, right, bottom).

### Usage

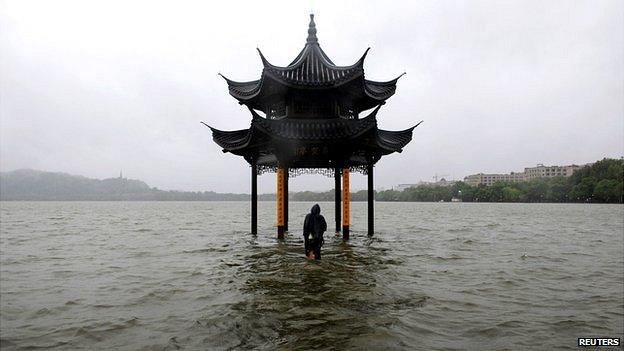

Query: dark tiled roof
364;73;405;100
376;121;423;152
205;106;382;150
253;115;376;141
204;117;421;156
259;46;366;87
219;75;261;100
203;123;252;151
249;105;380;141
257;13;365;86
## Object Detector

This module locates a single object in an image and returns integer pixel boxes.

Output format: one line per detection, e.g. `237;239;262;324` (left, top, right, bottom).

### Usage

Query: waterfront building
205;15;419;239
464;163;586;186
464;172;525;187
524;164;582;180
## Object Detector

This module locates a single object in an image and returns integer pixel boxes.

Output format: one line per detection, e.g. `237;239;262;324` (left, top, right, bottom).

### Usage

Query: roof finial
307;13;318;44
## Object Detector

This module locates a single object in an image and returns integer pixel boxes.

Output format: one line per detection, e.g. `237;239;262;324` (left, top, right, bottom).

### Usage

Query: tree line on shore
374;158;623;203
289;158;623;203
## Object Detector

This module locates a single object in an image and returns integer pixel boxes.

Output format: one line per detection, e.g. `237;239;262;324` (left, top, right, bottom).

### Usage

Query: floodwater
0;202;622;350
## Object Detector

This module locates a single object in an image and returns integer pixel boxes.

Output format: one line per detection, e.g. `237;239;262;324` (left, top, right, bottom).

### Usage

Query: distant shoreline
1;199;621;205
1;159;622;203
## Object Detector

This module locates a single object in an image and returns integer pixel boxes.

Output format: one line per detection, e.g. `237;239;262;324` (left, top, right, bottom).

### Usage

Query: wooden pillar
367;163;374;236
276;167;285;239
251;162;258;235
284;167;289;232
334;168;341;233
342;167;350;240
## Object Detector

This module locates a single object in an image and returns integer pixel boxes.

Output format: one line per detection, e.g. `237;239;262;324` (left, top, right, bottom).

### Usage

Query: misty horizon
1;154;615;194
1;0;622;193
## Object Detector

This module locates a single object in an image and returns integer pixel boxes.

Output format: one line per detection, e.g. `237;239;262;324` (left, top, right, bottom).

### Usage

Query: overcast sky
1;0;622;193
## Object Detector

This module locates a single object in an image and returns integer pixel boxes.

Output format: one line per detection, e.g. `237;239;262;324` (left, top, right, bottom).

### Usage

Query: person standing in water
303;204;327;260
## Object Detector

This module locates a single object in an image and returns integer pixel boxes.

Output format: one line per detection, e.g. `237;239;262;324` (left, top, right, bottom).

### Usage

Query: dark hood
311;204;321;215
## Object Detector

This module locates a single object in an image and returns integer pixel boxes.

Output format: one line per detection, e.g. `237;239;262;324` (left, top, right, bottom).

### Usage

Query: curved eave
202;122;253;152
219;74;262;101
375;120;422;153
364;72;405;101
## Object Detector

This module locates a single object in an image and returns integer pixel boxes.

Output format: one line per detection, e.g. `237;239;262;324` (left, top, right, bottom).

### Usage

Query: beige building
464;172;525;187
464;163;586;186
524;164;582;180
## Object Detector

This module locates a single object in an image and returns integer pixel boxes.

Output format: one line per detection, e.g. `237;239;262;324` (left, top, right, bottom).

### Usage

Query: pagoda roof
251;107;378;141
204;106;421;165
220;14;404;110
206;14;419;169
257;13;367;87
223;74;403;102
257;45;367;87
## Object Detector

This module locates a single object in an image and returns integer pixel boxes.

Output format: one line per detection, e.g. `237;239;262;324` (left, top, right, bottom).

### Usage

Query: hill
0;169;248;201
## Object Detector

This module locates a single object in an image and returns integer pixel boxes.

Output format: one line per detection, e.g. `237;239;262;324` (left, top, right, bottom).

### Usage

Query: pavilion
205;14;419;239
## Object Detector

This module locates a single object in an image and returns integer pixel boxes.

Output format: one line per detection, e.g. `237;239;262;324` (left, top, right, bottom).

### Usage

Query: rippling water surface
1;201;623;350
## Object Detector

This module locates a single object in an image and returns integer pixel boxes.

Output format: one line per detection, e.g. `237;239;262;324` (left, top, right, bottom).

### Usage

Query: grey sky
1;0;622;193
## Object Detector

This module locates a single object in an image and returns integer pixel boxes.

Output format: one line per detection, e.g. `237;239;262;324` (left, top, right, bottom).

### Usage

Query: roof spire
307;14;318;44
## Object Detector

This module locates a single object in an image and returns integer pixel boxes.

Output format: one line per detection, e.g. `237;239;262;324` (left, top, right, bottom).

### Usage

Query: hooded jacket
303;204;327;240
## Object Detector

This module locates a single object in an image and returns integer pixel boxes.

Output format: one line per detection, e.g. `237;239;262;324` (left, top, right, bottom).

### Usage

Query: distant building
464;172;525;187
395;178;457;191
523;164;582;180
395;184;418;191
464;163;588;186
434;178;457;187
